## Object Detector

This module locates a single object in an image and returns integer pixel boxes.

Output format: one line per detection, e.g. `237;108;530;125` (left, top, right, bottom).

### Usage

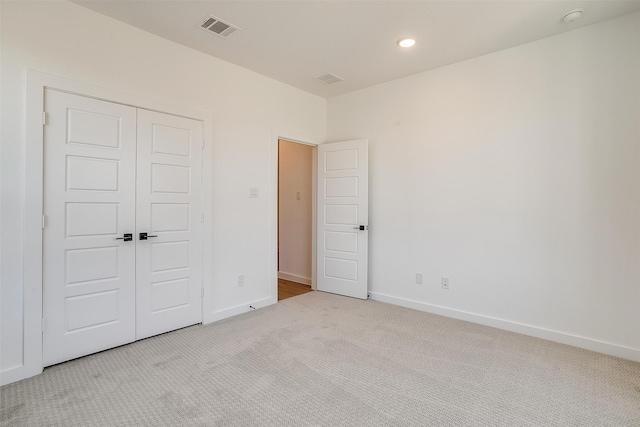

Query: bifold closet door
135;109;203;340
43;90;137;366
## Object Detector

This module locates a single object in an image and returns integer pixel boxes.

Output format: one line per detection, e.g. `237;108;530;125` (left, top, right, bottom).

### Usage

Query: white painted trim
0;366;29;386
201;117;214;326
311;148;317;291
17;70;214;386
278;272;311;286
271;131;320;301
18;70;47;386
208;297;276;323
369;291;640;363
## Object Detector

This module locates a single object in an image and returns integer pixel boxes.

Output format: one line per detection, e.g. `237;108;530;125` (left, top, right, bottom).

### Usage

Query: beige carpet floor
1;291;639;426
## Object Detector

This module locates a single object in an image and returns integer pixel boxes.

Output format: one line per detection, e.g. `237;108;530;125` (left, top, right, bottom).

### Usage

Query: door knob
352;225;367;231
139;232;158;240
115;233;133;241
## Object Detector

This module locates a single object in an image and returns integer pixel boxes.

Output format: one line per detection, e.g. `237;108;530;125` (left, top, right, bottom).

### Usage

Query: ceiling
74;1;640;99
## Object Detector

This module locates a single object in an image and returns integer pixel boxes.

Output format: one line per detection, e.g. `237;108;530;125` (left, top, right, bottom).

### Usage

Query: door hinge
202;139;205;150
201;212;204;223
42;112;47;126
41;215;46;229
201;288;204;297
41;318;45;333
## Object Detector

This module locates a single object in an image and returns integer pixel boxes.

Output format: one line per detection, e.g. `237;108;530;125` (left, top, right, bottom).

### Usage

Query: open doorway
278;139;314;301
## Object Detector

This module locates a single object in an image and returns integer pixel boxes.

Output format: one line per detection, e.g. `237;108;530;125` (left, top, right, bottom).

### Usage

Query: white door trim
271;131;320;303
14;70;214;386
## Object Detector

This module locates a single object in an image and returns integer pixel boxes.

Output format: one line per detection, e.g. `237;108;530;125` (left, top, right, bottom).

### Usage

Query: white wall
328;12;640;360
278;140;313;284
0;1;326;381
2;1;638;385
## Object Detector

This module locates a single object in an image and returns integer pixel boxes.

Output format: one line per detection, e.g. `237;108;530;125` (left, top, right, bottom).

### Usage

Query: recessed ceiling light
397;38;416;48
562;9;584;23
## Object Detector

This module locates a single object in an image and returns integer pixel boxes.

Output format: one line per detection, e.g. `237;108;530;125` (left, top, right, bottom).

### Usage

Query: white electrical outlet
249;187;259;198
238;275;245;286
415;273;423;285
441;277;450;289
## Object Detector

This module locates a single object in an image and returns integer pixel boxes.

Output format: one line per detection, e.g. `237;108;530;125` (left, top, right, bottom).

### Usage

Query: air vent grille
315;73;344;85
199;15;240;38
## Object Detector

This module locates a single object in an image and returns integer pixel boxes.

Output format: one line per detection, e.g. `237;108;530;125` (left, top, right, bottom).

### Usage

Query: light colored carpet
1;291;639;426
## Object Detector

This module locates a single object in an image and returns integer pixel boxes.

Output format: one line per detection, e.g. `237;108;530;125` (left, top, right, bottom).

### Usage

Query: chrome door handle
352;225;368;231
139;232;158;240
115;233;133;241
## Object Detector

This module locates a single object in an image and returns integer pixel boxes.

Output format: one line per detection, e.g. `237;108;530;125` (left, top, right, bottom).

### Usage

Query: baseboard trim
1;366;23;386
0;365;42;386
368;291;640;363
278;272;311;286
206;296;276;324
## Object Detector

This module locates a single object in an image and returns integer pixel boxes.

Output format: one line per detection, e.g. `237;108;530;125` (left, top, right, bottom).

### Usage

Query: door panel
317;140;369;299
43;90;137;366
135;109;203;340
44;91;204;365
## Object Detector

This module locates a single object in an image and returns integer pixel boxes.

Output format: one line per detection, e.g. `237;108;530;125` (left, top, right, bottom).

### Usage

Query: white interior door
135;109;203;340
317;140;369;299
43;90;137;366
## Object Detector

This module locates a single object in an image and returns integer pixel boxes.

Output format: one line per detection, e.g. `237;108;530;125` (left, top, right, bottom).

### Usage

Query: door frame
270;131;320;301
20;70;213;384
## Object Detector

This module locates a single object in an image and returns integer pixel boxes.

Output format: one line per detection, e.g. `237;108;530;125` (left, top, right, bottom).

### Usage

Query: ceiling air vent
315;73;344;85
199;15;240;38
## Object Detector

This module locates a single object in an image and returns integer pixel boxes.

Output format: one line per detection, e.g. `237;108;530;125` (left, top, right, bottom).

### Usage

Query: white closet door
43;90;137;366
135;109;203;340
